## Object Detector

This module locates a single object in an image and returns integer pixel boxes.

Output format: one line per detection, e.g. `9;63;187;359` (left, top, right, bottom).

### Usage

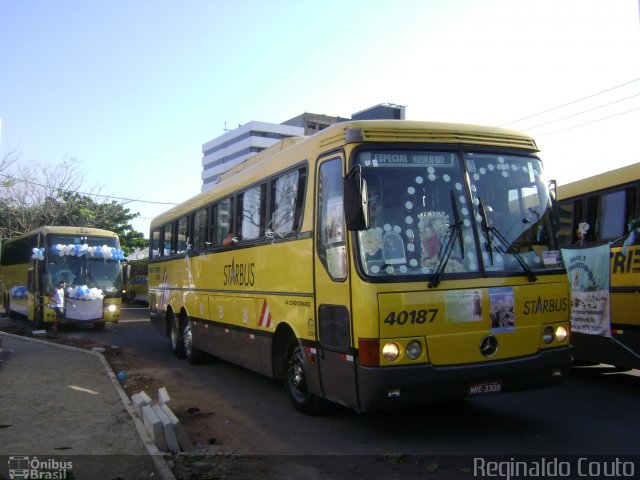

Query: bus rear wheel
182;318;207;365
285;339;327;415
170;312;184;358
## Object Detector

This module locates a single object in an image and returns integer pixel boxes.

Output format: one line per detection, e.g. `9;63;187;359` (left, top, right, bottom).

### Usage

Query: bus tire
285;338;327;415
182;318;207;365
3;295;10;318
93;321;105;331
170;312;184;358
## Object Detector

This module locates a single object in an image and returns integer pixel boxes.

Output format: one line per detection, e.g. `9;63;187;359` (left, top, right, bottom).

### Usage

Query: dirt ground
1;323;461;480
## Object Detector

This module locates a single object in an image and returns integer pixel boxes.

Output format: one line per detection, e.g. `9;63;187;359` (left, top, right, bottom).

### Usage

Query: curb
0;331;176;480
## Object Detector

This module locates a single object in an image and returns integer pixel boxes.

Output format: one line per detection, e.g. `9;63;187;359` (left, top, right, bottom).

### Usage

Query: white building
201;121;303;191
201;104;405;191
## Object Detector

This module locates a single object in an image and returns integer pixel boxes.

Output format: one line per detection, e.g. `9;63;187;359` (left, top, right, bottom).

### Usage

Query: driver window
317;158;347;280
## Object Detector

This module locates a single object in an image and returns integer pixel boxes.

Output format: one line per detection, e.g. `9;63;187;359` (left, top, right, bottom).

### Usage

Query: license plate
468;380;502;396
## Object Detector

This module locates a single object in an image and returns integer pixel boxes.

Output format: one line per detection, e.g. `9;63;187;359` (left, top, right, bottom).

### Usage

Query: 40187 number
383;309;438;326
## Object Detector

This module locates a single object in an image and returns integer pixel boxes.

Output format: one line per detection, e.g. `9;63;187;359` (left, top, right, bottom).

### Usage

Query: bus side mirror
344;165;369;231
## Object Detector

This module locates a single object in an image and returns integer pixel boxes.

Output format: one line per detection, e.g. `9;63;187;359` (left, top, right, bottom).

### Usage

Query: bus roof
151;119;538;230
557;162;640;200
2;226;119;244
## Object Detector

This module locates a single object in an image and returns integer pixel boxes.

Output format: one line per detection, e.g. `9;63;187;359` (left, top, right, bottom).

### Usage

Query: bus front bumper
355;347;572;412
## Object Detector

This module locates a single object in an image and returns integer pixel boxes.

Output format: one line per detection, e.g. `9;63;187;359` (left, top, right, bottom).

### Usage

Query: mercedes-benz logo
480;335;498;357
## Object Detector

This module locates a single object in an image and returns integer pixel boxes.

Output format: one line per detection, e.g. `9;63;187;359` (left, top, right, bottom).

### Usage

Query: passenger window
163;226;172;256
557;200;582;245
271;168;306;236
588;190;627;241
151;229;161;258
238;184;266;241
176;216;189;254
214;198;233;247
192;208;208;251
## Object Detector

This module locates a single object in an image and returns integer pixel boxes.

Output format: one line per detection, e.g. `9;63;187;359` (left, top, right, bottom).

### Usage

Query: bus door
314;156;358;407
27;267;37;321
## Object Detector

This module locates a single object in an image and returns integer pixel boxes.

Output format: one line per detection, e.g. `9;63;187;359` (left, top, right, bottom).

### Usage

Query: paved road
3;305;640;462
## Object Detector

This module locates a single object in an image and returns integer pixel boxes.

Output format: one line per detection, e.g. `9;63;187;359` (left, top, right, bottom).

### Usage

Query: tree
0;155;148;255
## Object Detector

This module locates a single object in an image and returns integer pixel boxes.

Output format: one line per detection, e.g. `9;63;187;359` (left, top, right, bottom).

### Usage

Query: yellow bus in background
0;226;124;329
557;162;640;369
123;258;149;304
149;120;571;414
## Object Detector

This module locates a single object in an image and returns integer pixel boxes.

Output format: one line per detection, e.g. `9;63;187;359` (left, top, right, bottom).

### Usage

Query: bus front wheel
285;339;327;415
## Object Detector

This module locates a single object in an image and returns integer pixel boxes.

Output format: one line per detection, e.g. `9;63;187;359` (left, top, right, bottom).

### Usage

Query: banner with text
561;244;611;337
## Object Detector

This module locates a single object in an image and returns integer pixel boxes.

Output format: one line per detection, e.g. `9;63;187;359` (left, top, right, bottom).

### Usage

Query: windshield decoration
67;285;105;301
11;285;28;299
418;211;450;260
48;244;125;260
31;247;45;261
356;149;563;281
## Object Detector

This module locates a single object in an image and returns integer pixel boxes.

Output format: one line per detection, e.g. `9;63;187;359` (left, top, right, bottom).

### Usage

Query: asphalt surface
0;326;174;480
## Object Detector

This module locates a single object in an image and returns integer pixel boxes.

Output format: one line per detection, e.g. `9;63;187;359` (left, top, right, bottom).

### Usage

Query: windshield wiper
478;198;537;282
429;191;464;288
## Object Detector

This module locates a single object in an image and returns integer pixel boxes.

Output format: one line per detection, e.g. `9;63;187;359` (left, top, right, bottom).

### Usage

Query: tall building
201;104;405;191
201;121;303;191
352;103;406;120
281;112;350;135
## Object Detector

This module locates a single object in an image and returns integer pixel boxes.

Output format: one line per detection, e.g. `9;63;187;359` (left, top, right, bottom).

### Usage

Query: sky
1;0;639;238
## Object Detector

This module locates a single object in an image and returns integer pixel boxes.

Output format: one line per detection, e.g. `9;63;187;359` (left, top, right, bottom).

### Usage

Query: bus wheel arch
272;324;295;380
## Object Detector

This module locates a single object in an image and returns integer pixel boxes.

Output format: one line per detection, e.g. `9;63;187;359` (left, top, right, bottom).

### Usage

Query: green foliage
0;161;149;255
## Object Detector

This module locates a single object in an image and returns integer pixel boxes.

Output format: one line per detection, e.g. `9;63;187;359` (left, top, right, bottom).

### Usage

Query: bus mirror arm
344;164;370;231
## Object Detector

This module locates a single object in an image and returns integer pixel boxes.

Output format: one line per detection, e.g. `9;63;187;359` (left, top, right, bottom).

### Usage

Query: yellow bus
0;226;124;329
149;120;571;414
123;258;149;304
557;162;640;369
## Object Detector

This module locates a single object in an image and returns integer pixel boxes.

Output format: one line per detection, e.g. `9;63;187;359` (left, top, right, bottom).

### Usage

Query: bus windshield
45;235;123;294
355;149;562;279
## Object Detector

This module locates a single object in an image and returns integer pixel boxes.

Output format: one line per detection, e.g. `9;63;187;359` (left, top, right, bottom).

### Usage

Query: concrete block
158;386;171;405
160;404;193;452
131;393;151;417
153;404;180;453
138;390;152;404
159;403;179;425
141;404;167;452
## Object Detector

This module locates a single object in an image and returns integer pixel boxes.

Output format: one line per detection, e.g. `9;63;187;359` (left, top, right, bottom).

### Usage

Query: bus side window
214;198;233;247
588;189;632;242
151;228;161;258
163;225;172;256
557;199;582;245
192;207;209;251
271;167;306;236
237;184;266;242
176;216;189;254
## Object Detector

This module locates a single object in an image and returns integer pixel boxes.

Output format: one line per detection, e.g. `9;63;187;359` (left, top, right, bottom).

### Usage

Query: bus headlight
555;326;568;342
405;340;422;360
542;326;555;344
382;342;400;362
106;304;117;313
